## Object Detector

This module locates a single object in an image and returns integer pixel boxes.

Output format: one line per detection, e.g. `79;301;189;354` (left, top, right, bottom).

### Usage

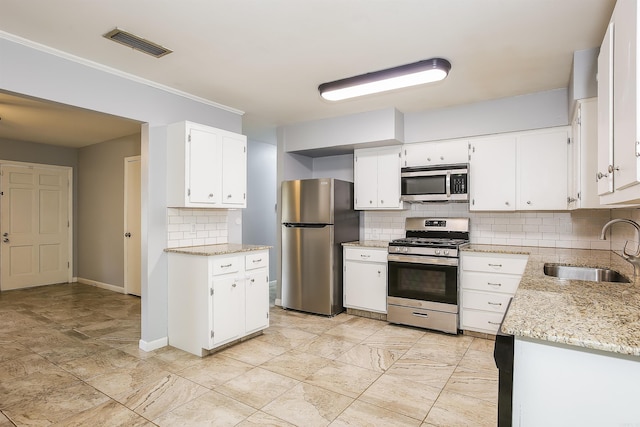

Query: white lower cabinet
460;251;528;334
343;246;388;313
168;249;269;356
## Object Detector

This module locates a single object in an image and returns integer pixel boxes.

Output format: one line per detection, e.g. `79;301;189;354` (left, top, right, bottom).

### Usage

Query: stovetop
389;237;469;249
388;217;470;257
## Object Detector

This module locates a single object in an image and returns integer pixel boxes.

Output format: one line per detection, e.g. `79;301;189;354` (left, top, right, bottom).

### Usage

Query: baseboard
77;277;125;294
139;337;168;352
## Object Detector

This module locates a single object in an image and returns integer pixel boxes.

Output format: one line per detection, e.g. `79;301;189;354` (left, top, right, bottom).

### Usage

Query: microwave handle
446;171;451;198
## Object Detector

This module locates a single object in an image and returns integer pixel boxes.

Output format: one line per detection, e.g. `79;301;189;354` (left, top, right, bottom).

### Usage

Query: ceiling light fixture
103;28;172;58
318;58;451;101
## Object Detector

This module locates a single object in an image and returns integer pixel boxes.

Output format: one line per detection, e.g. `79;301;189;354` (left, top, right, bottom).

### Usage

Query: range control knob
435;249;441;255
443;250;450;255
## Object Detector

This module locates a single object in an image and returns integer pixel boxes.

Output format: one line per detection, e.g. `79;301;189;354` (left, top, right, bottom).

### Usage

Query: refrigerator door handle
283;223;329;228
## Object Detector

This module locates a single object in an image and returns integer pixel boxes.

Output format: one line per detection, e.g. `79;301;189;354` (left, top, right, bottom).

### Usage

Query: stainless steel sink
543;263;630;283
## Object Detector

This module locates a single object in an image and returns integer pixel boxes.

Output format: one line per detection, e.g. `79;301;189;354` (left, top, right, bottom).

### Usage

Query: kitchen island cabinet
464;244;640;425
166;244;269;356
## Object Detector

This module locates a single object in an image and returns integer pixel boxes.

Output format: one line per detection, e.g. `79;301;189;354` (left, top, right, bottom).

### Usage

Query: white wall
0;34;242;349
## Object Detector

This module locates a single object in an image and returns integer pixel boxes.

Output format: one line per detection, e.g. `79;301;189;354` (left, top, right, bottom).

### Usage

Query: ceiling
0;0;616;147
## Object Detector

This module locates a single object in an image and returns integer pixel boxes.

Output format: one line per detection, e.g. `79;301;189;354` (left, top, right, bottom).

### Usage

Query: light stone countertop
164;243;271;256
342;240;390;249
461;244;640;356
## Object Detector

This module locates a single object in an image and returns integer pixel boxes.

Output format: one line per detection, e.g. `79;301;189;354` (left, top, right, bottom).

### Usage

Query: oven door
387;254;458;305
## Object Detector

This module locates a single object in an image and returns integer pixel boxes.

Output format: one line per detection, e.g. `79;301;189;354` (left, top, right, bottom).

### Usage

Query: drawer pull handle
488;321;501;325
221;263;232;268
487;282;502;287
360;254;371;258
253;259;262;263
488;302;502;306
488;263;503;267
412;312;429;318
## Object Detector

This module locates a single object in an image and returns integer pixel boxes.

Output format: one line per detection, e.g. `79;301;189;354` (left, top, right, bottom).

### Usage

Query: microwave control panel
451;174;467;194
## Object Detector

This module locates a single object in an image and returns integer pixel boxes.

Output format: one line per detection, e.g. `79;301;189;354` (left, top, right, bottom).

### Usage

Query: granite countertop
342;240;390;249
461;244;640;357
165;243;271;256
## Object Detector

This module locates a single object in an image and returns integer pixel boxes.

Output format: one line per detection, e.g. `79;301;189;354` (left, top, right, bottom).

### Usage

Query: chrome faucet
600;218;640;277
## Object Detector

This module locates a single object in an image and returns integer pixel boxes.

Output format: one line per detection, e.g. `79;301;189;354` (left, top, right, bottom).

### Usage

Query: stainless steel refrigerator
281;178;359;316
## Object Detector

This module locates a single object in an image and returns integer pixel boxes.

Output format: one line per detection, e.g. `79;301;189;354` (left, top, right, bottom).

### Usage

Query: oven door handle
446;170;451;198
388;254;458;266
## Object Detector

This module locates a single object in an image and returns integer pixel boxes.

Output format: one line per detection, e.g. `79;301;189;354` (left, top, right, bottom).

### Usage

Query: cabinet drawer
462;253;528;275
461;309;505;334
462;290;511;314
245;252;268;271
211;256;241;275
344;247;388;263
461;271;521;294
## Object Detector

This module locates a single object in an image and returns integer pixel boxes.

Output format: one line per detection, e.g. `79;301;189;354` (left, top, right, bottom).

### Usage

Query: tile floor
0;283;498;426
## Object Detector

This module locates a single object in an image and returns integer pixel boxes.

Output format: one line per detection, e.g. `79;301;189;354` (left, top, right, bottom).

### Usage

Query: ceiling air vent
103;28;172;58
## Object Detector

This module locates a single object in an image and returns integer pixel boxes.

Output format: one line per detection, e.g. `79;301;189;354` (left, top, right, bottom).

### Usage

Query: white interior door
1;164;71;291
124;156;141;296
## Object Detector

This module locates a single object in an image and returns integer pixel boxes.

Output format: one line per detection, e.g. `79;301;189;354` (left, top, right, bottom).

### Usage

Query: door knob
2;232;7;237
2;238;9;243
124;232;131;238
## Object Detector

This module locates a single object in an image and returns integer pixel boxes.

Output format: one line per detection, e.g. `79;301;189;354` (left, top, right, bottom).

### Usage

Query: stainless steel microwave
401;164;469;202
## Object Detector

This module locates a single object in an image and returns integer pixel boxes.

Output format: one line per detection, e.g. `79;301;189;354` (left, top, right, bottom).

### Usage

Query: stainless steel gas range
387;217;470;334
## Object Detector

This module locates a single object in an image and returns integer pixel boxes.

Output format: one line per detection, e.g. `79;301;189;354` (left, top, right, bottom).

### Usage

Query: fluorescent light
318;58;451;101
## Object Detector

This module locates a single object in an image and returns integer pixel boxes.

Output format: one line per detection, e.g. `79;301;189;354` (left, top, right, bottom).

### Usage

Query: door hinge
67;220;70;227
187;188;191;196
0;191;3;196
567;137;571;145
210;288;214;296
577;191;581;200
244;146;246;153
188;134;192;142
398;152;401;158
67;262;70;268
211;330;214;338
472;199;475;205
266;312;269;319
243;193;246;200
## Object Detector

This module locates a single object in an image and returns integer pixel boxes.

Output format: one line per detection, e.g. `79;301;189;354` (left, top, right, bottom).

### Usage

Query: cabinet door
210;276;244;347
376;147;402;208
598;22;615;196
221;134;247;206
518;129;568;210
189;128;222;204
245;269;269;334
613;0;640;191
568;106;580;209
403;140;468;168
469;136;516;211
344;260;387;313
354;149;380;209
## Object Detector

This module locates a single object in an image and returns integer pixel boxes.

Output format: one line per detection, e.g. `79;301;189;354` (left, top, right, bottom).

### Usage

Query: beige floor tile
336;343;403;372
216;366;299;409
153;390;255;426
330;400;422;427
459;347;499;373
386;355;457;390
0;353;57;382
261;349;332;381
0;368;81;408
236;411;297;426
359;373;440;421
220;337;288;365
362;324;425;351
296;334;360;360
58;347;142;380
53;400;154;426
417;331;474;347
3;381;110;426
255;325;319;350
469;337;496;353
262;382;353;427
443;365;498;403
178;353;254;388
0;412;12;426
121;373;209;420
150;345;204;372
86;361;172;402
304;360;381;399
0;339;32;363
402;340;470;365
424;390;497;427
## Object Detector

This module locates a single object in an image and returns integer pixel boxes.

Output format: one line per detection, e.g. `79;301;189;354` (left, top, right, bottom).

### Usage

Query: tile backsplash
363;203;638;251
167;208;229;248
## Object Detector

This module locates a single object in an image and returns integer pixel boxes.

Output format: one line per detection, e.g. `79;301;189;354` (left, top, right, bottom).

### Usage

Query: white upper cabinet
469;135;517;211
402;139;469;168
354;146;405;210
569;98;603;209
598;1;640;204
167;121;247;208
470;127;570;211
517;128;569;210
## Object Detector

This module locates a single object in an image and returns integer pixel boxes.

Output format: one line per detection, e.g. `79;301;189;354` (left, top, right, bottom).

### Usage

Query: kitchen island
461;244;640;425
165;243;271;357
